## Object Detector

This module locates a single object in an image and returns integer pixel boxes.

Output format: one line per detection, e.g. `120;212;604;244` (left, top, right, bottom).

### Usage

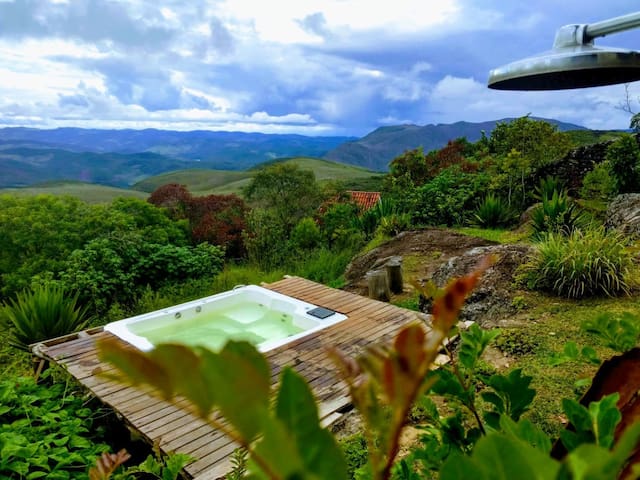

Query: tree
244;164;322;230
186;194;249;258
606;134;640;194
148;183;192;218
388;147;430;186
489;116;573;170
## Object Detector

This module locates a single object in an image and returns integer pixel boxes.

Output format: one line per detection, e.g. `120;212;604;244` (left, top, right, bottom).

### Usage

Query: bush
530;189;586;240
533;175;563;202
376;213;411;237
292;248;355;286
606;134;640;194
243;209;289;271
412;167;490;226
473;194;514;228
0;372;111;479
522;228;632;298
580;161;616;200
2;284;91;351
290;217;322;250
339;434;368;480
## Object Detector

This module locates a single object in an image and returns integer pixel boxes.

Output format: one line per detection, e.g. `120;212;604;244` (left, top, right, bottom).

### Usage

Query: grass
485;292;640;436
137;157;384;196
453;226;530;244
132;169;251;194
0;181;147;203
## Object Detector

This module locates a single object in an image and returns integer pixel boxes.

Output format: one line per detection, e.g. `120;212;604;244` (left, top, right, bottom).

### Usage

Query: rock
604;194;640;236
417;244;534;326
535;141;613;197
519;203;539;227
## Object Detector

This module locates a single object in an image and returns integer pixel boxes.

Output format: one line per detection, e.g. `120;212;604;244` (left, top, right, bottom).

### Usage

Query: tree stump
367;270;390;302
385;257;403;294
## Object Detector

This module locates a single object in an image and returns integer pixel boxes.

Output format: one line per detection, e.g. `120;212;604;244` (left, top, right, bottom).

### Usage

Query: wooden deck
36;277;424;479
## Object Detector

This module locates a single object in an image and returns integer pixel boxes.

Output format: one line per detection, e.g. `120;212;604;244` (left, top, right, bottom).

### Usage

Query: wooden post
385;257;403;294
367;270;390;302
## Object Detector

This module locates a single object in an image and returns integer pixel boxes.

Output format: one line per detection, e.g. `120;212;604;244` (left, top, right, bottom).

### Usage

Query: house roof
346;190;381;211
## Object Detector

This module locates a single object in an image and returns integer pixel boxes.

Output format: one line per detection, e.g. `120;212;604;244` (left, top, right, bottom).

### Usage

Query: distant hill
135;157;384;196
0;181;147;203
0;127;353;170
324;118;589;171
0;145;190;188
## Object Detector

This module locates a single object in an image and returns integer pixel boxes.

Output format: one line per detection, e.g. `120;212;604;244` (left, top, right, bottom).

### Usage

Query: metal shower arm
585;11;640;41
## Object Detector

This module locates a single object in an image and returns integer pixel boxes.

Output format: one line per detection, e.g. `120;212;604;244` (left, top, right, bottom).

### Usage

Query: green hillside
133;169;251;194
136;157;384;195
0;181;147;204
565;129;629;147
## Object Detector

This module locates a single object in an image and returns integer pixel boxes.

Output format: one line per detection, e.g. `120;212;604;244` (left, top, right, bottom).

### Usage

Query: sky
1;1;640;137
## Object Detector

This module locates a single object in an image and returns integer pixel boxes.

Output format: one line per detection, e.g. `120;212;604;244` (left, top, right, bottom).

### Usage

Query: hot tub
104;285;348;352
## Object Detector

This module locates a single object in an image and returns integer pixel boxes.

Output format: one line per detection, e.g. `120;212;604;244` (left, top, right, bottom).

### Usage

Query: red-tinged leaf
394;323;427;376
89;449;131;480
327;347;362;384
383;357;396;404
432;256;494;332
97;338;173;399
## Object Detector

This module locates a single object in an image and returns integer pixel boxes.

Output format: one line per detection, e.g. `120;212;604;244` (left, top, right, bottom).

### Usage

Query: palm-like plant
473;194;514;228
2;284;91;351
530;189;586;240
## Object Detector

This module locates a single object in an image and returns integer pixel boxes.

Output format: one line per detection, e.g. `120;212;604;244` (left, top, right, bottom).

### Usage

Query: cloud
0;1;639;136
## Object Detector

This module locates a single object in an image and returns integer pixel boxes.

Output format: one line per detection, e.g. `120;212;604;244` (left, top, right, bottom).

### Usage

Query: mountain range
325;118;587;171
0;118;588;188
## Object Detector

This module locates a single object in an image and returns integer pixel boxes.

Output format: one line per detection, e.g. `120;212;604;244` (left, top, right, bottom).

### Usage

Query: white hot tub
104;285;348;352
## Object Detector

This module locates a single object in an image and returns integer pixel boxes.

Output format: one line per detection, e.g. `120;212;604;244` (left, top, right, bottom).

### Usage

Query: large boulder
417;244;534;326
604;194;640;236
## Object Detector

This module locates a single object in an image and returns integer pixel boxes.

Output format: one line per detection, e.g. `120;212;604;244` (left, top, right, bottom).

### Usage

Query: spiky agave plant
2;284;91;351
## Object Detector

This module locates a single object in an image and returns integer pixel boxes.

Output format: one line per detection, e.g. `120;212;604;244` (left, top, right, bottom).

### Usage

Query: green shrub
530;190;586;240
494;329;540;356
580;161;616;200
321;202;360;246
209;265;287;294
522;229;632;298
339;433;368;480
290;217;322;250
2;284;91;351
291;248;354;285
0;372;111;478
533;175;563;202
473;194;514;228
606;133;640;194
243;208;289;271
413;167;490;226
377;213;411;237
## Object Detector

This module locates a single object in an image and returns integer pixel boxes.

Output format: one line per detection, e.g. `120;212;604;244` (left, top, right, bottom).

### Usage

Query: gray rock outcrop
604;194;640;236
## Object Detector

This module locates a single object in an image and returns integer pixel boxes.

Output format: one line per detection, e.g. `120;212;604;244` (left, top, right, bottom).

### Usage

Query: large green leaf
275;368;347;480
441;433;560;480
199;341;271;441
499;416;552;454
561;393;621;451
482;369;535;429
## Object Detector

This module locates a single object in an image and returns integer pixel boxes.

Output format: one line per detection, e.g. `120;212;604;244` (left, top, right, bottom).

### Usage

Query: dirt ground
344;228;496;297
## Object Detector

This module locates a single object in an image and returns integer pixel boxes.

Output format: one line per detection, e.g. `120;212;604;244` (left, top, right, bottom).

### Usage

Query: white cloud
0;1;639;136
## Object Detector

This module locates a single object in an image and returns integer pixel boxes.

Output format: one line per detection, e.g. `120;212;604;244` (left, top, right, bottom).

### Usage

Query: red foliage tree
148;184;249;258
147;183;192;219
187;194;249;258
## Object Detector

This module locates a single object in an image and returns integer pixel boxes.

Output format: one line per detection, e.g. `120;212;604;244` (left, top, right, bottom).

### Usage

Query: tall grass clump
522;228;632;299
473;194;514;228
2;284;91;351
292;248;354;287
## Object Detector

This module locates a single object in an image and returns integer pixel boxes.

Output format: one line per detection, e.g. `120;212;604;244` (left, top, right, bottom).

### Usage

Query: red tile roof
346;191;381;211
